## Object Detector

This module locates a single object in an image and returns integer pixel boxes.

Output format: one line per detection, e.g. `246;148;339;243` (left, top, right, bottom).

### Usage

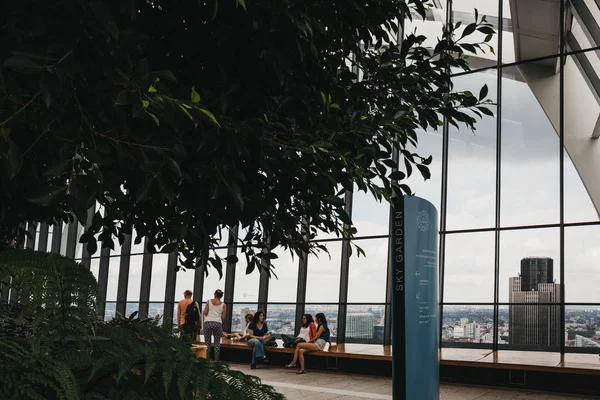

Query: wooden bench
193;338;394;362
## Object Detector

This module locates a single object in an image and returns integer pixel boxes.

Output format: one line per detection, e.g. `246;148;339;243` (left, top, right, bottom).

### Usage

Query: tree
0;0;494;275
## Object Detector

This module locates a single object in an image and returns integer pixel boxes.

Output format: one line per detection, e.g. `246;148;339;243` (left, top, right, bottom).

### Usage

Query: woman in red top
281;314;316;348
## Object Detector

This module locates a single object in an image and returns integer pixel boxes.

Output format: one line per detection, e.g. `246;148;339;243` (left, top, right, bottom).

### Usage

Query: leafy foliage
0;250;284;400
0;0;494;275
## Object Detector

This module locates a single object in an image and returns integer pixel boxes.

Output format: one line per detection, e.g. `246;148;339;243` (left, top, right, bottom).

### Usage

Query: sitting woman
286;312;330;374
247;310;271;369
222;313;254;341
281;314;316;348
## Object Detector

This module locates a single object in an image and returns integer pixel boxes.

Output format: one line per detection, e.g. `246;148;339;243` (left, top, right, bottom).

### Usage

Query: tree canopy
0;0;494;275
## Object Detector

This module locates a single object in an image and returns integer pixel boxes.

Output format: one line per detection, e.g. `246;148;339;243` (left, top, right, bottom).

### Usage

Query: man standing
178;290;200;341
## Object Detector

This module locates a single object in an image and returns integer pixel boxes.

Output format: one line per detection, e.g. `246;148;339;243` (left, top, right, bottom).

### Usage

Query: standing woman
247;310;271;369
286;313;330;374
203;289;226;362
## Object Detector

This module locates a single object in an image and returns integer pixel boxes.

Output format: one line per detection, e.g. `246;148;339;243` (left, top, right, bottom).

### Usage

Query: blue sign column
391;196;439;400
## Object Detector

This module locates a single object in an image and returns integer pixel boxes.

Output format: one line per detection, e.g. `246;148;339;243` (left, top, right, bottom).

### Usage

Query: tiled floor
229;362;599;400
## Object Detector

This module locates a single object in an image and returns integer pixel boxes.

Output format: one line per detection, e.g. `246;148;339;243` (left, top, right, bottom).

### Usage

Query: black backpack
185;302;200;323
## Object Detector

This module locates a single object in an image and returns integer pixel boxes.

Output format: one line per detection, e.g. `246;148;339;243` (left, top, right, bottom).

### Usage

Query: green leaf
4;56;44;74
320;91;327;105
190;86;201;103
479;84;489;101
236;0;247;10
25;185;65;206
329;103;340;109
145;111;160;126
178;104;193;121
198;108;220;127
115;90;136;105
141;100;149;109
148;85;157;93
152;70;178;83
389;170;406;181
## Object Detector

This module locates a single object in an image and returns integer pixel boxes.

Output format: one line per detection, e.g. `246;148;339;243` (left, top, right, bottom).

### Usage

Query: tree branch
0;92;40;127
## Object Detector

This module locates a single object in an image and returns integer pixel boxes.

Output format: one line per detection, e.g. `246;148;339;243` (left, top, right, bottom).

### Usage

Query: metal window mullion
223;225;239;333
337;190;353;344
258;260;270;315
80;206;96;268
37;223;49;252
493;0;504;354
162;252;178;325
26;223;36;250
96;247;111;319
294;219;309;337
138;237;154;318
559;0;567;358
51;222;62;254
65;219;78;259
115;234;133;316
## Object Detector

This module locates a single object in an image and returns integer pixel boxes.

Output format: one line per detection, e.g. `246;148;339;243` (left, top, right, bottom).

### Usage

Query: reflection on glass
347;238;388;303
90;258;100;283
499;228;560;304
345;304;385;344
501;65;559;227
441;305;494;348
565;226;600;303
564;150;599;223
565;306;600;352
305;242;342;303
443;232;495;303
267;248;299;303
447;71;497;230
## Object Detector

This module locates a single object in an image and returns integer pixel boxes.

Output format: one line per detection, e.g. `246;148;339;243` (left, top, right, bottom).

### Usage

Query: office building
346;313;375;339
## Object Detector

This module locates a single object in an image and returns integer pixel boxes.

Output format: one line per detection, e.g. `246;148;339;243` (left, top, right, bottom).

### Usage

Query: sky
76;7;600;307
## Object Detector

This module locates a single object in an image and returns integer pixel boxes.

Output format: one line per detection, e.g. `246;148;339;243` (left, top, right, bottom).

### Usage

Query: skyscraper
520;257;553;292
509;257;562;347
346;313;374;339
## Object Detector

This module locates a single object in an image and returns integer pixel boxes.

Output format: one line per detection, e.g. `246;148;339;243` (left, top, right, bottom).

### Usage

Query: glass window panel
564;53;600;223
175;266;196;303
441;305;494;348
202;249;227;303
443;232;495;303
501;64;559;226
565;306;600;352
231;303;258;333
403;129;443;213
265;304;295;336
105;256;120;302
565;226;600;303
75;224;85;259
104;302;116;321
149;254;169;301
499;228;560;304
130;229;146;255
233;254;260;303
347;238;388;303
446;70;497;230
267;248;299;303
125;302;139;318
305;241;342;303
126;255;144;302
90;258;100;282
352;179;389;237
345;304;385;344
148;302;164;321
451;0;499;69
